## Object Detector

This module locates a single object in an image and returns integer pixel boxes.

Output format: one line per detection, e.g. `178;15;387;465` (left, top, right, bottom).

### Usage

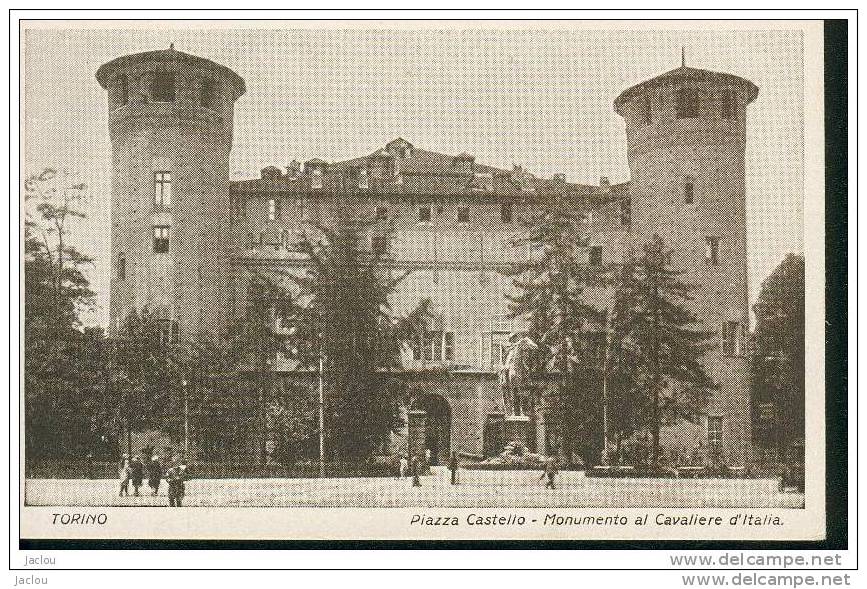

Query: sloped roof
614;66;758;114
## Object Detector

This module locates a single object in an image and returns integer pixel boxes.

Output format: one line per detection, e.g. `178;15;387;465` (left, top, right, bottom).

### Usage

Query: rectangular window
423;330;443;361
359;171;369;190
501;203;513;224
372;234;388;256
418;206;432;223
152;225;170;253
705;236;720;265
159;319;180;346
119;75;129;106
722;321;743;356
376;206;388;221
201;79;218;109
642;94;652;125
589;246;603;266
683;178;695;204
457;207;470;224
117;252;126;280
707;415;723;449
311;170;323;190
677;87;700;119
154;171;172;209
151;72;176;102
444;332;454;361
267;197;279;221
620;197;631;226
720;89;737;119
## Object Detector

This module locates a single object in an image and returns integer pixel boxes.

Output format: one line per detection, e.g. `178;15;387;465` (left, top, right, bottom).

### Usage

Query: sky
23;24;805;328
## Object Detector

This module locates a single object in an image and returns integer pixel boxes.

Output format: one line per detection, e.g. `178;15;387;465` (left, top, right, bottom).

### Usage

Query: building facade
98;47;756;467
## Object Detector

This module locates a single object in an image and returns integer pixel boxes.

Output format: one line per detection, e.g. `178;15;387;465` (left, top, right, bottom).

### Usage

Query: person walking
449;451;459;485
165;457;187;507
85;452;94;480
539;457;558;490
118;454;130;497
148;455;162;496
129;455;144;496
411;455;422;487
399;456;408;479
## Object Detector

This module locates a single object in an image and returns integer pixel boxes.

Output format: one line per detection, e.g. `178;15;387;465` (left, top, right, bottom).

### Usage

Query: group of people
396;451;462;487
118;452;188;506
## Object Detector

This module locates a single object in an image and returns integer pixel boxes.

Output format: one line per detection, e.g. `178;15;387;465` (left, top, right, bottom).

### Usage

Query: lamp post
181;378;189;458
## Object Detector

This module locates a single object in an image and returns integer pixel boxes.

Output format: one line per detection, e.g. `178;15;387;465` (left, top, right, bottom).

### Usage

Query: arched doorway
412;394;451;466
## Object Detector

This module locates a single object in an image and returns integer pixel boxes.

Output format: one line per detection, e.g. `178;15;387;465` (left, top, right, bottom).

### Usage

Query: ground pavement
25;468;805;508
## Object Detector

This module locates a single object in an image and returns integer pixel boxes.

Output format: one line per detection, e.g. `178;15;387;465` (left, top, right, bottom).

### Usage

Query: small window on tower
118;75;129;106
311;169;323;190
117;252;126;280
720;88;737;119
642;94;652;125
457;207;470;224
676;87;700;119
589;246;603;266
267;197;279;221
705;236;720;265
418;206;432;223
501;203;513;224
201;79;218;110
154;171;172;209
376;206;388;221
683;177;695;204
153;225;170;253
444;332;455;361
707;415;724;451
151;72;175;102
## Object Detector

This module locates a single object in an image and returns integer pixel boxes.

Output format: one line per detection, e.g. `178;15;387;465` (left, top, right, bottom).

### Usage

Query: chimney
286;160;301;177
553;173;566;184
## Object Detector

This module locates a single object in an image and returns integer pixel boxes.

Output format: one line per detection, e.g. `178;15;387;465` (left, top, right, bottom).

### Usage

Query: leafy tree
607;235;717;466
752;253;805;452
503;194;605;461
252;200;429;460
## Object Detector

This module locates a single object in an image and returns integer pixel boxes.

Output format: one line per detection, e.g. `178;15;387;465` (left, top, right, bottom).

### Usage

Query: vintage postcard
19;19;827;542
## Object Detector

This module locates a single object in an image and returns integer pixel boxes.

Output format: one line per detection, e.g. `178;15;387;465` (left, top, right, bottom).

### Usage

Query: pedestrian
148;455;162;496
411;455;421;487
130;454;144;496
85;452;94;480
449;451;459;485
539;457;558;490
424;448;432;468
399;456;408;478
118;454;130;497
165;457;187;507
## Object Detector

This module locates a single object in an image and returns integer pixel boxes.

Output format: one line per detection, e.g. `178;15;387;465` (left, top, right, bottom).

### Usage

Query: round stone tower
97;46;245;341
614;63;758;466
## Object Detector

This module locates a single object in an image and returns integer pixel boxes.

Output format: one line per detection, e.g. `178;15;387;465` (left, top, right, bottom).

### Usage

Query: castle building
97;47;756;467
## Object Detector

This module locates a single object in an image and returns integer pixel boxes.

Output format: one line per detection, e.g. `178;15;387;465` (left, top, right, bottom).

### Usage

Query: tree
503;194;605;460
752;253;805;453
607;235;717;466
255;199;430;460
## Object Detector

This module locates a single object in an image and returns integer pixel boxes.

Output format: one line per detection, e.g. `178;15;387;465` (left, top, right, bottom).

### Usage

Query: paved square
25;468;804;508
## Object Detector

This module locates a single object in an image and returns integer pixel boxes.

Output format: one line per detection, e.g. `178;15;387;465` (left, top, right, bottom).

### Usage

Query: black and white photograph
17;17;835;546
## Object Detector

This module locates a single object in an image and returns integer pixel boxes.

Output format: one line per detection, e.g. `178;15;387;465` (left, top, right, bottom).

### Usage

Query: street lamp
181;378;189;458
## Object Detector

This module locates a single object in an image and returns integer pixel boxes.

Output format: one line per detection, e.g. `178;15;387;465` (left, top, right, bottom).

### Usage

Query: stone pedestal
505;415;531;447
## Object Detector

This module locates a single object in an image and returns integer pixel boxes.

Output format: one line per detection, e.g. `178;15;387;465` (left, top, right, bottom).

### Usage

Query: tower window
311;170;323;190
117;252;126;280
620;197;631;226
501;203;513;224
642;94;652;125
676;87;700;119
376;205;388;221
444;332;455;361
721;321;743;356
154;171;172;209
359;170;370;190
151;72;175;103
707;415;724;451
418;206;432;223
683;177;695;204
152;225;170;253
372;233;389;256
720;88;737;119
423;330;443;361
457;206;470;224
589;246;603;266
201;79;218;110
118;75;129;106
705;236;720;265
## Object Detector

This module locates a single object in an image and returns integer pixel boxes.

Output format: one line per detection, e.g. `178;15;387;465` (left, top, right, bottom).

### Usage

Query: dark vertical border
823;18;849;552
